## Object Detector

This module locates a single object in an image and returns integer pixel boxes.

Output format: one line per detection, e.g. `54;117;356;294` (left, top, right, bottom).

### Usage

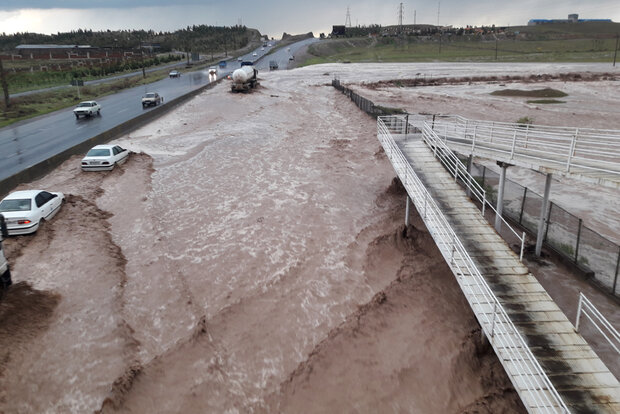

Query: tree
0;57;9;109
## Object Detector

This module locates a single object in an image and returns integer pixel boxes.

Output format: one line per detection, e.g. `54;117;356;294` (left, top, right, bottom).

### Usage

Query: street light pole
613;34;619;67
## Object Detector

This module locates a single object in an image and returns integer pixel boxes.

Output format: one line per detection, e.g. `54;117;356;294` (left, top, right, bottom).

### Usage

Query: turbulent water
0;68;525;413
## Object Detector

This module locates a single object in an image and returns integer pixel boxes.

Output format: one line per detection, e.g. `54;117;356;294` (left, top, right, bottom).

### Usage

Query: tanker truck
231;65;258;92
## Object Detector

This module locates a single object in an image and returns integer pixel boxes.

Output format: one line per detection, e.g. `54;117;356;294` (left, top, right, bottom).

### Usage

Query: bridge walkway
381;125;620;413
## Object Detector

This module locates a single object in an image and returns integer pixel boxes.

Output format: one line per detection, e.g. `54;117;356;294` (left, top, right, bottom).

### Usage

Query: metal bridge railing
420;122;526;261
575;292;620;356
377;116;569;413
431;115;620;176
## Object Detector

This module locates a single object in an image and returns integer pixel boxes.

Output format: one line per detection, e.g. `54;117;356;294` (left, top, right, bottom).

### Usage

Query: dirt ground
0;62;618;413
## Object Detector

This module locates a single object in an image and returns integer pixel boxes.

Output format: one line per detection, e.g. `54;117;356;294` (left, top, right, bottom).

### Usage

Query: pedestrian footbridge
377;116;620;413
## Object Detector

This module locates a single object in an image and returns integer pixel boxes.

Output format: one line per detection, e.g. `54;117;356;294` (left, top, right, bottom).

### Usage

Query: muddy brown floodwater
6;61;616;413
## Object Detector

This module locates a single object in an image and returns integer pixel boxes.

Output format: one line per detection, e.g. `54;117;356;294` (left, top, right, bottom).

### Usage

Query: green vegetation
4;54;182;94
516;116;534;125
0;25;262;93
491;88;568;98
0;25;256;54
302;31;620;65
527;99;566;104
0;68;171;128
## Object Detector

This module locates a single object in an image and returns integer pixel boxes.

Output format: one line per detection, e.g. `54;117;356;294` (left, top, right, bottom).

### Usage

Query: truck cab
0;214;12;289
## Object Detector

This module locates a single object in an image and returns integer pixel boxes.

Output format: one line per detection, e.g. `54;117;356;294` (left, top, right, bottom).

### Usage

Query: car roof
90;144;115;150
79;100;96;104
2;190;45;199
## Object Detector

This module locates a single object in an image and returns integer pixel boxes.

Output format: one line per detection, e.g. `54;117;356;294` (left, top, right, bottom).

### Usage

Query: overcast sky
0;0;618;38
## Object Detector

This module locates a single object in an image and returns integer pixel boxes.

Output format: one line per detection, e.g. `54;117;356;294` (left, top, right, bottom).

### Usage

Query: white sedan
81;144;129;171
0;190;64;235
73;101;101;118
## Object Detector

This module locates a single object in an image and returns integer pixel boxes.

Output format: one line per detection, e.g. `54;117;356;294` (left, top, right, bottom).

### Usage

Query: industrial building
528;13;612;25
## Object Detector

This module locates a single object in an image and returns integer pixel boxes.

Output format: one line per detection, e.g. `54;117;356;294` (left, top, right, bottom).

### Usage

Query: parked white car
81;144;129;171
0;190;65;235
73;101;101;118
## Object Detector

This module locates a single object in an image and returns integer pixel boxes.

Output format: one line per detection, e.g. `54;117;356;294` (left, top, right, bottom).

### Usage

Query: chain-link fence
332;80;620;298
469;162;620;297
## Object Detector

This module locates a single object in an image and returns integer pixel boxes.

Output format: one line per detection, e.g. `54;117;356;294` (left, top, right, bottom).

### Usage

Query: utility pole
414;10;416;28
437;2;441;26
345;6;352;28
495;38;498;60
613;34;619;67
398;3;404;32
0;58;9;109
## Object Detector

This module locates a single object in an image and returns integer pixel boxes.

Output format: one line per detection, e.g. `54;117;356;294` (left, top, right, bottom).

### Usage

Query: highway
253;37;320;72
0;40;292;183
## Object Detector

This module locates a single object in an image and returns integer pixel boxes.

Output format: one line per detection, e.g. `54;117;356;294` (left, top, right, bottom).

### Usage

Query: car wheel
75;114;79;119
1;269;12;290
35;218;44;233
97;109;101;115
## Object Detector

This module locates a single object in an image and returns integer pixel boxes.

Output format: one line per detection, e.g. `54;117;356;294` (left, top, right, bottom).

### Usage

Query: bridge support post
535;173;553;257
405;195;410;227
466;154;473;197
494;162;510;233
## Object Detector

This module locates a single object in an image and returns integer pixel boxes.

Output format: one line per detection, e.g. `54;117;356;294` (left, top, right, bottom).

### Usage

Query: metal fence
431;115;620;176
378;116;569;413
468;161;620;297
332;80;620;298
332;78;378;115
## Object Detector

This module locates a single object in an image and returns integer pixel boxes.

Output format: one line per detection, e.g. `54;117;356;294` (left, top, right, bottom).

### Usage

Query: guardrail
430;115;620;176
378;116;569;413
575;292;620;355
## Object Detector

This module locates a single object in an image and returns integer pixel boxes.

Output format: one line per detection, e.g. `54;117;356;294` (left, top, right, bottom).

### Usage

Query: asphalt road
0;41;287;183
253;37;320;72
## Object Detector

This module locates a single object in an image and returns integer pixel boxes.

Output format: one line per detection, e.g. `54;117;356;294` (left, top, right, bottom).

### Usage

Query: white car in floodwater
0;190;65;235
81;144;129;171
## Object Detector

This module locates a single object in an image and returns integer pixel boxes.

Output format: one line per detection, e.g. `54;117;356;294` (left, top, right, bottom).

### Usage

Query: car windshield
145;93;156;98
78;102;92;107
86;149;110;157
0;198;31;212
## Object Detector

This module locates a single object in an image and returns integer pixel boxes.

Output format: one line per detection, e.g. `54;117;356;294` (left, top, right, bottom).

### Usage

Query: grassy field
302;36;620;65
0;68;171;128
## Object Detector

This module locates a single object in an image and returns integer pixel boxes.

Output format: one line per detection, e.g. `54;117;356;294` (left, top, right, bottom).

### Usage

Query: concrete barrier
0;77;225;197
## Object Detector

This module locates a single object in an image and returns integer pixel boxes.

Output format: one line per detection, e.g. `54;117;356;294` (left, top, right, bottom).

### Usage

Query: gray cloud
0;0;617;36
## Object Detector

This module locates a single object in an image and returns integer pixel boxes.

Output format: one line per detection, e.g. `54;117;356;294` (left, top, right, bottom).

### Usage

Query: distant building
528;13;612;25
332;25;346;36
